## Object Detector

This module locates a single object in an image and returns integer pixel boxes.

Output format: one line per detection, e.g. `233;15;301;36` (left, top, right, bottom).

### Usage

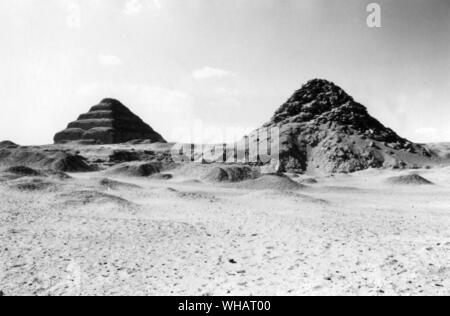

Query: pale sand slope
0;167;449;296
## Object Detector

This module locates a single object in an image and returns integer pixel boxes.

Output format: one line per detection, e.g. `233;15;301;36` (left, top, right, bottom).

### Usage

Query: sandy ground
0;166;449;296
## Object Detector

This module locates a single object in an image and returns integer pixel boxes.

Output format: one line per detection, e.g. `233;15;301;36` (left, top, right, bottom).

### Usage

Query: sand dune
1;164;449;296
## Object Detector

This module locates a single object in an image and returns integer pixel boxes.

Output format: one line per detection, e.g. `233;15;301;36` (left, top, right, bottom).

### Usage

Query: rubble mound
151;173;173;180
99;178;141;189
233;174;304;191
5;166;41;177
387;173;434;185
0;141;19;149
205;166;259;183
255;79;436;173
107;162;162;177
0;147;95;172
299;177;318;184
54;98;166;144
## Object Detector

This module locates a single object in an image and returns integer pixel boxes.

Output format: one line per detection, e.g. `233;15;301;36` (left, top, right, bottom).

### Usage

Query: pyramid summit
272;79;418;139
268;79;410;144
271;79;354;124
54;98;166;144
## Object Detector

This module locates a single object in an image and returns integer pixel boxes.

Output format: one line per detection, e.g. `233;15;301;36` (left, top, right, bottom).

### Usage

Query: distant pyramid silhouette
54;99;166;144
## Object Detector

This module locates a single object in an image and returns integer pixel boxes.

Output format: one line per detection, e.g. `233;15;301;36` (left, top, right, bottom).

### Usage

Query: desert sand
1;81;449;296
1;160;449;296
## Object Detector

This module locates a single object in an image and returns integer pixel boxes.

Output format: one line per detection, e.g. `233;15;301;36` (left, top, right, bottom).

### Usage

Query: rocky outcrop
0;141;19;149
252;79;436;173
4;166;41;177
0;147;95;172
54;99;166;144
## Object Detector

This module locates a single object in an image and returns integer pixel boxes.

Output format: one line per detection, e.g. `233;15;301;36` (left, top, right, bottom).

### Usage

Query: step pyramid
54;99;166;144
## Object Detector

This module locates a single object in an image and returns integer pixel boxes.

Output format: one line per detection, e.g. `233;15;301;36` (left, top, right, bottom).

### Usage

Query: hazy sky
0;0;449;145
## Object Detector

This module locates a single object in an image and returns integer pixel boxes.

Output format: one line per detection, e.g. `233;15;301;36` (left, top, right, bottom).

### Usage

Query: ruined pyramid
54;99;166;144
253;79;436;173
